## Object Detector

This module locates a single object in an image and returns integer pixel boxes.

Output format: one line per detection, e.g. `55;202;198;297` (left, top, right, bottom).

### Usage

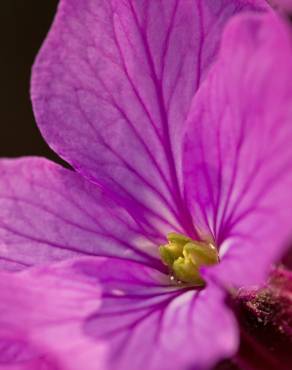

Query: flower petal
0;259;105;370
72;258;238;370
0;157;162;270
31;0;264;234
183;12;292;286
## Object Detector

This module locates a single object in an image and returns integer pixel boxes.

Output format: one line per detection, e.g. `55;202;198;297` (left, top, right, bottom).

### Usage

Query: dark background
0;0;62;163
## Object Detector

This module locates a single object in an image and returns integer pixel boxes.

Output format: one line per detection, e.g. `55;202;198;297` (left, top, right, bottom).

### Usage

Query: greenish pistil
159;233;219;286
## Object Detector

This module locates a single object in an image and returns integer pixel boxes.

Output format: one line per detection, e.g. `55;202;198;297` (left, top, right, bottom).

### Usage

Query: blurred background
0;0;63;164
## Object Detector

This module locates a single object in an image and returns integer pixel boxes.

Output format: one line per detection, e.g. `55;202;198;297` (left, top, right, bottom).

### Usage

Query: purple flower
0;1;292;369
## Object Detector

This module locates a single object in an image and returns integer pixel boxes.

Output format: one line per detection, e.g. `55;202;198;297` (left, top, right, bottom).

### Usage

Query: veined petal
183;12;292;286
31;0;264;235
0;157;162;270
73;258;238;370
0;259;105;370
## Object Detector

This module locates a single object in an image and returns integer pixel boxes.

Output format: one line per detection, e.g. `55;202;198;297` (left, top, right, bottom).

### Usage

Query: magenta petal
0;157;162;270
0;259;105;370
184;12;292;286
31;0;263;234
72;258;238;370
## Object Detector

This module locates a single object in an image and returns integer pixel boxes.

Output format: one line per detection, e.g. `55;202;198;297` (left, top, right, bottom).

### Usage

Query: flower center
159;233;219;286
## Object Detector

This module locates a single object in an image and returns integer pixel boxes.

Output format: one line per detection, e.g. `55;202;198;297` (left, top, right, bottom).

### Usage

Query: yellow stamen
159;233;219;286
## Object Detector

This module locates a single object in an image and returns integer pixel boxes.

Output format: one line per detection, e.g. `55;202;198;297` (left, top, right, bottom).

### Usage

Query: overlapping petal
184;12;292;286
71;258;238;370
31;0;264;235
0;157;163;270
0;259;104;370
